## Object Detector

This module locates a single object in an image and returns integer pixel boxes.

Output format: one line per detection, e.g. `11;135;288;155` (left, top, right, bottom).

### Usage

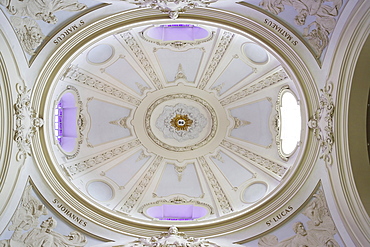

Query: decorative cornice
308;83;334;166
198;156;233;214
14;84;44;161
119;32;163;90
220;69;288;106
66;139;141;176
63;65;141;106
119;156;164;213
221;139;288;179
198;31;234;90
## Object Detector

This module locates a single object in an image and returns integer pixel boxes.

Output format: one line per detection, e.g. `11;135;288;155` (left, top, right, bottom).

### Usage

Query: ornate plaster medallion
156;103;207;142
147;94;215;151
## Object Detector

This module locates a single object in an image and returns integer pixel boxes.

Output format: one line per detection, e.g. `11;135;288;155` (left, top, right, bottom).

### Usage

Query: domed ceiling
45;21;306;224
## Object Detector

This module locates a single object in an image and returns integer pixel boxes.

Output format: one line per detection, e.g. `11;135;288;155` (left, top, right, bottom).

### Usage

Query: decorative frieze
198;32;234;90
221;140;287;178
14;84;44;161
220;69;288;106
308;83;334;166
198;156;233;214
119;32;163;90
119;156;163;213
63;65;141;106
66;139;141;176
0;185;87;247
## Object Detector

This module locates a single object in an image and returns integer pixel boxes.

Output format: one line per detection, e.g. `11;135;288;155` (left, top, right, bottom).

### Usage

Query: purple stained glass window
146;25;209;42
54;92;78;153
147;204;208;220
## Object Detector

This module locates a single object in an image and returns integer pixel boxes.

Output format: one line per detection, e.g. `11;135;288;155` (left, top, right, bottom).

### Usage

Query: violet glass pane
54;92;78;151
147;204;207;220
147;25;209;41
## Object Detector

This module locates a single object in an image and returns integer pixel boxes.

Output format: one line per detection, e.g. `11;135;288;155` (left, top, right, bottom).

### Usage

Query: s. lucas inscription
264;19;298;46
266;205;293;226
52;198;87;227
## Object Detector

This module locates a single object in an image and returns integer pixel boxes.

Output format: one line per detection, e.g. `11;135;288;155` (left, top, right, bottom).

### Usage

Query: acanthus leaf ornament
124;0;218;19
14;84;44;161
119;226;220;247
308;83;334;166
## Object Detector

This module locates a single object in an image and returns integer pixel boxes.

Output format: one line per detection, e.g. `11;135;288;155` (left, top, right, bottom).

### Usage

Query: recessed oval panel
243;43;268;64
243;183;267;203
87;181;113;201
87;44;113;64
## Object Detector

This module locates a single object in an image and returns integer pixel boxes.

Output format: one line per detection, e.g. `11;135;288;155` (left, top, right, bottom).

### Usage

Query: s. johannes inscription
53;199;88;227
264;19;298;46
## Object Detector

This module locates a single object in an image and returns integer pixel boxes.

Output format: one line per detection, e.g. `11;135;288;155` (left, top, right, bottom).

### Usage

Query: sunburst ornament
170;114;193;131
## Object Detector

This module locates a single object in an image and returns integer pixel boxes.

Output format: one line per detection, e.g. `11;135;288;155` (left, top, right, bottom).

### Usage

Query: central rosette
156;103;207;142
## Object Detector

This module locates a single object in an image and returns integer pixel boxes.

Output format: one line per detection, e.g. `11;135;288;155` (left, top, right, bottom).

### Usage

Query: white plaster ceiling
48;22;306;223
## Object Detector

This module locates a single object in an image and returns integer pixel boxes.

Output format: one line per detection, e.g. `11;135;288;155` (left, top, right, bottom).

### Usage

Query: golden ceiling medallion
170;114;193;131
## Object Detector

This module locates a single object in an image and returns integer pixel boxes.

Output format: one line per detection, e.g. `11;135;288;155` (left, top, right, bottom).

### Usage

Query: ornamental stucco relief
258;0;343;58
308;83;334;166
258;189;340;247
122;0;218;19
156;103;207;142
0;0;87;55
119;226;220;247
14;84;44;161
0;185;87;246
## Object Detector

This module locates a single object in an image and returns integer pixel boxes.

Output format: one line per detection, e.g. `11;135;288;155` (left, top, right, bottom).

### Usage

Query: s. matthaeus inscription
54;20;85;45
52;199;88;227
266;205;293;226
264;19;298;46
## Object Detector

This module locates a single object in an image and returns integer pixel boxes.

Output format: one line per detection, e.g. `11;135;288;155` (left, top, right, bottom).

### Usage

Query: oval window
279;90;302;156
146;24;209;42
146;204;208;221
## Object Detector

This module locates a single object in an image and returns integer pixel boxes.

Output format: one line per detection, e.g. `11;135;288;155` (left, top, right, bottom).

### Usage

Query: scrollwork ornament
119;226;220;247
308;83;334;166
123;0;218;19
14;84;44;161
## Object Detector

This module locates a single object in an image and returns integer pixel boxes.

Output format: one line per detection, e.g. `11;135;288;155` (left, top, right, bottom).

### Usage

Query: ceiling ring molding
332;6;370;244
31;7;320;238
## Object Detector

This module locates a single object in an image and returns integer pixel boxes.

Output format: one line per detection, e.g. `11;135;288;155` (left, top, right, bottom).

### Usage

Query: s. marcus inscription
264;19;298;46
52;198;88;227
54;20;85;45
266;205;293;226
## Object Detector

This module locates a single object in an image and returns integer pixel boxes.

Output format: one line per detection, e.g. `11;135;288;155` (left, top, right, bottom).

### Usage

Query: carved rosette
124;0;218;19
308;83;334;166
156;103;207;142
14;84;44;161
